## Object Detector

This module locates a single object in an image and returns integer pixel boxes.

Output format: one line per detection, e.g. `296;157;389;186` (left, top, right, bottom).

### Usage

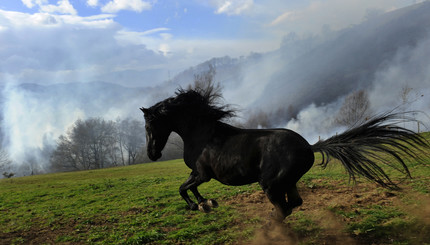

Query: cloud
140;27;170;36
269;11;296;26
267;0;408;34
114;27;278;73
0;9;115;28
22;0;77;15
40;0;77;15
21;0;47;9
210;0;254;15
87;0;99;7
0;10;168;87
158;44;171;57
101;0;152;13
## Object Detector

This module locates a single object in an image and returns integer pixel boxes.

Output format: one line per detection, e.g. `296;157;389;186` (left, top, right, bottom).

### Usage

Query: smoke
0;9;179;175
280;29;430;142
285;102;347;144
0;8;178;176
231;2;430;142
224;54;286;108
1;83;69;174
369;33;430;112
0;81;161;176
284;26;430;142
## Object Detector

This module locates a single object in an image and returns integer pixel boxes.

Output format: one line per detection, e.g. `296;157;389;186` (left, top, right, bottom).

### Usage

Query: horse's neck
175;120;241;167
173;119;217;145
174;120;239;147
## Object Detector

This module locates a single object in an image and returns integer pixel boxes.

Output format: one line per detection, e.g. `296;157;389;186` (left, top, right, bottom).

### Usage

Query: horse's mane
150;86;235;122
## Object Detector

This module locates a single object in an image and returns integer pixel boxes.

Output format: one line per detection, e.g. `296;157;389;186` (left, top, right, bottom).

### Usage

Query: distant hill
3;82;161;119
253;1;430;122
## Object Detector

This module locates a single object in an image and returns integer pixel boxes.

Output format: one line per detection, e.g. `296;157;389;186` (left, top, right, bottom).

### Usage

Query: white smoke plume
284;30;430;144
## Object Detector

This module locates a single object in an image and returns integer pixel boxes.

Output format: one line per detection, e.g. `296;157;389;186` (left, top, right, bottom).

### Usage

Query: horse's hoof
269;210;286;223
198;202;212;213
206;199;219;208
190;203;199;211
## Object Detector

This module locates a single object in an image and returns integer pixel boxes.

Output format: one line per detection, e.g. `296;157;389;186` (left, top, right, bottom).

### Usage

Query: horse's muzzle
148;150;162;161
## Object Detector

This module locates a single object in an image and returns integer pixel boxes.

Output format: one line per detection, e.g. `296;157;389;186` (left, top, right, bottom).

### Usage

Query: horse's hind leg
286;184;303;213
264;184;304;222
264;188;290;222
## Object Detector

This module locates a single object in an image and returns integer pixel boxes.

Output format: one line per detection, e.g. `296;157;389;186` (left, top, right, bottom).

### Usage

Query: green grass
1;132;429;244
0;160;260;244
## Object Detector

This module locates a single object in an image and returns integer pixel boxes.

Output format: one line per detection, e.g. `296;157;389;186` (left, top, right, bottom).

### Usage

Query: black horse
140;87;428;221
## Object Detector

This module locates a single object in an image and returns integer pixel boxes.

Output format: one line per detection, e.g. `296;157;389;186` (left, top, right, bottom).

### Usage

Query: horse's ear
140;107;149;114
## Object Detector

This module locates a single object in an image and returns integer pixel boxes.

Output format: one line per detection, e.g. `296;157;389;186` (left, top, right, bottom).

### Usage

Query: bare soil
228;180;430;245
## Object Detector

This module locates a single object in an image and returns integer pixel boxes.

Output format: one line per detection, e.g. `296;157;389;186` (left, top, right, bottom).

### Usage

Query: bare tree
50;117;148;172
399;86;426;131
50;118;118;171
117;118;146;165
0;149;13;178
335;90;371;127
401;85;413;106
244;110;270;129
244;105;296;129
188;64;228;108
189;63;218;91
400;85;424;109
50;135;80;172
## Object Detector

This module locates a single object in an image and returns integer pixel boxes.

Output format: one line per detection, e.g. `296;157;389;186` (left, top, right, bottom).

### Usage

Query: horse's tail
311;112;429;189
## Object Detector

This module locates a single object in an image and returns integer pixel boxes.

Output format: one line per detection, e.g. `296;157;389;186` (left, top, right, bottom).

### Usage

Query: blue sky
0;0;422;87
0;1;298;37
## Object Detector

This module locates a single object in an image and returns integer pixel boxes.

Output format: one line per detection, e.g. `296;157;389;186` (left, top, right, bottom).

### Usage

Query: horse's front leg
190;186;219;211
179;173;218;212
179;174;200;211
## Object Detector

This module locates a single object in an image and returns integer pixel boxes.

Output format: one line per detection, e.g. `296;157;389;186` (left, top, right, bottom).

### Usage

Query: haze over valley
1;1;429;176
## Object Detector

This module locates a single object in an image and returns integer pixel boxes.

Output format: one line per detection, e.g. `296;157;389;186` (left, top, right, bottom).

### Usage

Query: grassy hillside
0;160;261;244
1;133;429;244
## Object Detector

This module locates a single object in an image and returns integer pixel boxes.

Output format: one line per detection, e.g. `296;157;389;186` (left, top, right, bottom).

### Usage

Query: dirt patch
0;218;83;245
0;214;120;245
229;180;429;245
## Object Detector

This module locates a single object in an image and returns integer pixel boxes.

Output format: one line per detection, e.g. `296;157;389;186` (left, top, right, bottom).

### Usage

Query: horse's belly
211;159;259;186
216;175;257;186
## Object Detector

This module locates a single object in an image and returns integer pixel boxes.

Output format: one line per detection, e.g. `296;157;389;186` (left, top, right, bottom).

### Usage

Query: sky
1;0;428;174
0;0;424;87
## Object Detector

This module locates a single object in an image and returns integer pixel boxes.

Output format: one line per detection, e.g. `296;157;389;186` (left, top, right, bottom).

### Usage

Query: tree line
50;117;147;172
48;117;185;172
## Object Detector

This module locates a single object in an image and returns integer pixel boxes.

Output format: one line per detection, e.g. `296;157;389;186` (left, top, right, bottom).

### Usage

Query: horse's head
140;89;235;161
140;105;172;161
